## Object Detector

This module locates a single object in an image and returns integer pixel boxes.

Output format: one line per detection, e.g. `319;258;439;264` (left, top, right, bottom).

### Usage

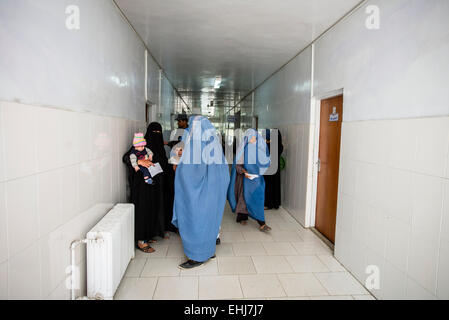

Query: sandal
164;232;170;240
137;242;155;253
259;224;272;232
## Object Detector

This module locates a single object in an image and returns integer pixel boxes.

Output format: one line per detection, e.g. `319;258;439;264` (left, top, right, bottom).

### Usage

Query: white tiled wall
0;0;177;300
249;0;449;300
279;123;311;225
253;47;312;227
335;117;449;300
314;0;449;122
0;100;146;299
0;0;146;121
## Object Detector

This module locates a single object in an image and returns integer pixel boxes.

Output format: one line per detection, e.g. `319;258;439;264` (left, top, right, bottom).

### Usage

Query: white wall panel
314;0;449;121
337;116;449;299
0;183;7;264
253;0;449;300
0;100;145;299
253;47;312;226
0;0;146;121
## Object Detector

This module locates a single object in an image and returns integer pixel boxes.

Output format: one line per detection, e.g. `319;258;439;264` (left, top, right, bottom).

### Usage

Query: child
130;133;154;185
168;143;183;171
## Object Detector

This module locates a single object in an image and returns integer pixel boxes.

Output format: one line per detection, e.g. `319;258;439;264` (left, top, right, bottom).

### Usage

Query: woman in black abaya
144;122;178;234
264;129;284;210
123;127;166;253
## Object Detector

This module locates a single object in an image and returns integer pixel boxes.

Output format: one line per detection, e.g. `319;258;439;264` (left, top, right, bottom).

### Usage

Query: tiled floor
114;206;375;300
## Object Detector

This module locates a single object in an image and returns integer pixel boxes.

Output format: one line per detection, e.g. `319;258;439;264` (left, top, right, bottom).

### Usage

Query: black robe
123;146;165;242
145;122;178;232
264;129;284;209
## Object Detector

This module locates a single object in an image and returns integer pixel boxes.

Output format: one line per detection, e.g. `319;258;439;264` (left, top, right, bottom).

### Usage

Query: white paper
246;174;259;180
148;162;164;177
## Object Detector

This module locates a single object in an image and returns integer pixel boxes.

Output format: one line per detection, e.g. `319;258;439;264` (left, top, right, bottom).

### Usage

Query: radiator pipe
70;239;88;301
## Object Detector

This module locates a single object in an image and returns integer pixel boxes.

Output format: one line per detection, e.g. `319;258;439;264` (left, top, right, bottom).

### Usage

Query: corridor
1;0;449;301
115;206;374;300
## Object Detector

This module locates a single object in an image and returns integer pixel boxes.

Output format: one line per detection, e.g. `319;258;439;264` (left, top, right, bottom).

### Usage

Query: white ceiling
115;0;361;102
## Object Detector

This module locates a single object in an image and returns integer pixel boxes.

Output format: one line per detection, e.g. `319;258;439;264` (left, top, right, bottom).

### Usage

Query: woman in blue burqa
227;129;272;232
172;116;230;269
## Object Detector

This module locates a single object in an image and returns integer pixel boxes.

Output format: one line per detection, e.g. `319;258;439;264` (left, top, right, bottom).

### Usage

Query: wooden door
315;95;343;243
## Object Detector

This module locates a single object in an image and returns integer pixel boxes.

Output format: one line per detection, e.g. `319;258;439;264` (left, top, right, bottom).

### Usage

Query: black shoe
216;238;221;245
178;260;203;270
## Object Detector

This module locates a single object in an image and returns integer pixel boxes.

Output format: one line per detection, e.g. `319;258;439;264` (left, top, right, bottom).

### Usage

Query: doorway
314;95;343;244
146;100;156;125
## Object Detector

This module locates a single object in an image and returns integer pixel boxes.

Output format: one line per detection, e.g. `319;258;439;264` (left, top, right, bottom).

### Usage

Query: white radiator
86;204;135;300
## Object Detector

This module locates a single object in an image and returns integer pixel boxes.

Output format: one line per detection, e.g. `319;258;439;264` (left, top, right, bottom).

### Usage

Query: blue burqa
172;116;230;262
227;129;271;222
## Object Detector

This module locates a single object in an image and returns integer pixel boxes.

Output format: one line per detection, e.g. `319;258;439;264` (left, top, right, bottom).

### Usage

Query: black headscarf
145;122;168;167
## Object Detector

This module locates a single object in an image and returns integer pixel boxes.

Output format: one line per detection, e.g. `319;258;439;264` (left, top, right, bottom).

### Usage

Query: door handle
317;158;321;173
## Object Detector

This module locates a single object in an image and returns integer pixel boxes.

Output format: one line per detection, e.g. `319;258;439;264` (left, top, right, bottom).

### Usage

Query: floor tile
262;242;297;256
353;295;376;300
239;275;286;298
199;275;243;299
221;231;245;243
297;230;324;242
166;244;186;258
114;277;158;300
218;257;257;275
233;242;267;256
270;230;303;242
252;256;294;274
221;222;252;232
112;204;377;301
285;255;330;273
267;297;310;300
243;231;274;242
153;277;198;300
124;258;147;278
141;257;182;277
291;242;332;255
309;295;354;300
315;272;369;295
317;255;346;272
264;216;287;225
215;243;235;257
275;222;303;231
278;274;329;297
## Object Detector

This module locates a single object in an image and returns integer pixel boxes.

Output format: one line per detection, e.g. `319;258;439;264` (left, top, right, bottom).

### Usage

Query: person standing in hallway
123;133;166;253
172;116;230;269
264;129;284;210
166;114;189;149
227;129;272;232
145;122;178;236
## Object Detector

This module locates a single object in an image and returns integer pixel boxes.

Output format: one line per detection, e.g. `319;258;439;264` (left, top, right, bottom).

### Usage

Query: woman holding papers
123;125;166;253
145;122;178;235
227;129;272;232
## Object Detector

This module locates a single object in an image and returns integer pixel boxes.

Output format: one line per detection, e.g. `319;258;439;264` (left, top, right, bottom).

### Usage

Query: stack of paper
149;163;164;177
246;174;259;181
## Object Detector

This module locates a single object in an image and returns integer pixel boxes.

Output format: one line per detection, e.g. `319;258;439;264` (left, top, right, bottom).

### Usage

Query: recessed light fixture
214;76;222;89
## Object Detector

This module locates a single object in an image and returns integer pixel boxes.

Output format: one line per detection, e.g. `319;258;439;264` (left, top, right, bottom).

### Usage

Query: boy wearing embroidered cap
130;133;155;185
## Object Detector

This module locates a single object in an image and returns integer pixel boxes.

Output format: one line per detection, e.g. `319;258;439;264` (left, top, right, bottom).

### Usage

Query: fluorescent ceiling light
214;76;222;89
